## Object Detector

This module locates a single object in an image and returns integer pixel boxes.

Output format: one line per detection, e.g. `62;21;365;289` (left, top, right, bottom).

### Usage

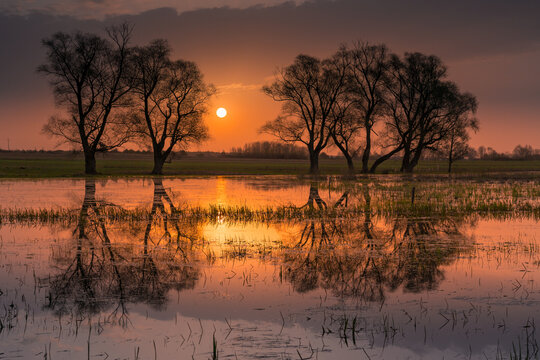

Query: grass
2;183;538;224
0;152;539;178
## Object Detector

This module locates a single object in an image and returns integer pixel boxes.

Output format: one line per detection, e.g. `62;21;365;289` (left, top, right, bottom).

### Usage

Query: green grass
0;153;539;178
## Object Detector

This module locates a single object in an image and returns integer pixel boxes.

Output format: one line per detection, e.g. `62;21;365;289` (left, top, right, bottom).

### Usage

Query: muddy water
0;177;539;359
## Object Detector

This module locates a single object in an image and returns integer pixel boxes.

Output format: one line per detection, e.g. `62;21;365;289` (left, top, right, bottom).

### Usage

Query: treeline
422;144;540;161
262;42;479;174
39;23;213;175
230;141;308;159
474;145;540;160
226;142;540;162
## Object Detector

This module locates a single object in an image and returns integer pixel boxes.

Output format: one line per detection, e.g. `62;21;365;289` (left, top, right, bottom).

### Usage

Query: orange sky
1;1;539;153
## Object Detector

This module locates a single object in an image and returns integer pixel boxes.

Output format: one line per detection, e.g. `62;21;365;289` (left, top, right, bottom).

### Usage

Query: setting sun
216;107;227;118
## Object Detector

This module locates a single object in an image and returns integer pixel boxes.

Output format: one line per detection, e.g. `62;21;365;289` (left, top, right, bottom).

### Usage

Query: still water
0;176;539;359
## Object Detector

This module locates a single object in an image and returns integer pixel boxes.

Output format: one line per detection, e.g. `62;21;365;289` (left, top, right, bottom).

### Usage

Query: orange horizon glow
1;3;539;154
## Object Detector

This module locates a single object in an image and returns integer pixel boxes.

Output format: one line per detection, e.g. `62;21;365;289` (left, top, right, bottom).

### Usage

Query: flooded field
1;176;539;359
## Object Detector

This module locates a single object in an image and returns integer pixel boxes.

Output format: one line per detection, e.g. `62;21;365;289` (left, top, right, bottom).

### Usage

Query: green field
0;152;539;178
0;156;539;178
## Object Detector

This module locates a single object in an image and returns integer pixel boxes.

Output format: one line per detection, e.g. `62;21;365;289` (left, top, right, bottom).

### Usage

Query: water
0;176;539;359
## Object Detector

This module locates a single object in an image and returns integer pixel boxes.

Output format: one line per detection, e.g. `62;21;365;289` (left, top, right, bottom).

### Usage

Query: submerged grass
1;198;538;225
1;178;538;224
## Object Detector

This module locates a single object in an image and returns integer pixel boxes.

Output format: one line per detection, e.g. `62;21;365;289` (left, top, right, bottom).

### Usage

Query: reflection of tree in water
134;178;200;303
300;181;349;210
386;216;463;294
282;181;470;302
45;178;201;324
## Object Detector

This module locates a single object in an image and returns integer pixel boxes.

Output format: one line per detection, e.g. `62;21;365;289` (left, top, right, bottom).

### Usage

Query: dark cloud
0;0;306;20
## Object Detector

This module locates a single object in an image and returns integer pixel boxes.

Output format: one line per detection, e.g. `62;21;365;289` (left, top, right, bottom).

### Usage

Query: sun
216;107;227;118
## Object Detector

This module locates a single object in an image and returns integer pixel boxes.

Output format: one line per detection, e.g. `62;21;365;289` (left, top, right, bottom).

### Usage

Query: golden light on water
216;107;227;118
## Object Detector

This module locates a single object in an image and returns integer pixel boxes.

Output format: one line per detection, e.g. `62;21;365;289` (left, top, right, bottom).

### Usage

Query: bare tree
329;104;362;173
512;144;536;160
130;40;214;174
332;43;389;173
39;24;134;174
372;52;477;173
261;54;348;174
438;95;479;173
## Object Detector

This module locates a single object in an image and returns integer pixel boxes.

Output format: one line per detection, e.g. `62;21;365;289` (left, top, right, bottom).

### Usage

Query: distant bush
474;145;540;160
512;144;540;160
229;141;308;159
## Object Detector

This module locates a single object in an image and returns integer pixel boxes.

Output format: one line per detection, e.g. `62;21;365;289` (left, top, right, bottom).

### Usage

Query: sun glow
216;107;227;118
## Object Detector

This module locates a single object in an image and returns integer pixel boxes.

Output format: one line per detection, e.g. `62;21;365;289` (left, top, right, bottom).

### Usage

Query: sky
0;0;539;152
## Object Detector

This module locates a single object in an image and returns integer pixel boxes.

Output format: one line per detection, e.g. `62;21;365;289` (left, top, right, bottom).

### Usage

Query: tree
466;147;478;160
130;40;214;174
438;95;479;173
39;24;133;174
374;52;477;173
513;144;535;160
230;141;308;159
261;54;348;174
329;105;363;172
477;146;487;159
331;43;389;173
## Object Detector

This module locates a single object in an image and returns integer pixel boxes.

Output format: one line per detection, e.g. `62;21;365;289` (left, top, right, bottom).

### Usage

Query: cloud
217;83;262;93
0;0;307;19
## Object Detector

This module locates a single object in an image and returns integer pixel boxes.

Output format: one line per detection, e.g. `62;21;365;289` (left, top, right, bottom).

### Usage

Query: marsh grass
1;202;538;225
1;180;538;225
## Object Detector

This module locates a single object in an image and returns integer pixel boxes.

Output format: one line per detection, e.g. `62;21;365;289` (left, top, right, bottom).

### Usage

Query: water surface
0;176;539;359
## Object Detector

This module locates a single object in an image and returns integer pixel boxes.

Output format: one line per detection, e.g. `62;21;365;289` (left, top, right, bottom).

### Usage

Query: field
0;151;539;177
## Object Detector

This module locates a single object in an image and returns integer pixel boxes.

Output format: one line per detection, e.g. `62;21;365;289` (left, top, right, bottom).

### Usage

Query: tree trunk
331;134;355;174
448;138;454;173
84;150;97;175
345;154;355;174
152;153;166;175
403;161;415;173
400;148;411;172
361;130;371;174
369;146;402;173
309;151;319;174
405;148;423;173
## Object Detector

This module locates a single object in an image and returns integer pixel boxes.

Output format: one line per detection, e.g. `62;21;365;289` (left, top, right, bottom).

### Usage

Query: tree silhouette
512;144;537;160
375;52;477;173
130;40;214;174
39;24;134;174
331;42;390;173
438;107;479;173
261;54;348;174
262;47;478;174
